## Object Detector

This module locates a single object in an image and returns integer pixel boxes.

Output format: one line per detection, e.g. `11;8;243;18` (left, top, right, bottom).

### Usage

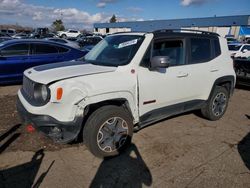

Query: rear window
190;38;211;63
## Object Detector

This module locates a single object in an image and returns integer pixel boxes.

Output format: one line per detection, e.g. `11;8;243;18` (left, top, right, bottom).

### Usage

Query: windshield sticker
118;39;138;48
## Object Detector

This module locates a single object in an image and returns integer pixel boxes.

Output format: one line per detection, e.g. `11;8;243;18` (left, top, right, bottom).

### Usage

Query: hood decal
25;62;117;84
34;61;86;72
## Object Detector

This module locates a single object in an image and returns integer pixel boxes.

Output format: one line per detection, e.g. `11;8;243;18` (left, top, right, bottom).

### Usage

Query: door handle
210;69;219;72
177;73;189;78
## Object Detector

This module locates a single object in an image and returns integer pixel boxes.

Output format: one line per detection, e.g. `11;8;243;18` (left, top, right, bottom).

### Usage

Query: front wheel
83;105;133;158
201;86;229;121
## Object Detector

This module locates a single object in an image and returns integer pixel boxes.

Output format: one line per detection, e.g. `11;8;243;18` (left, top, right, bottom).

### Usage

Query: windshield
228;45;242;51
84;35;144;67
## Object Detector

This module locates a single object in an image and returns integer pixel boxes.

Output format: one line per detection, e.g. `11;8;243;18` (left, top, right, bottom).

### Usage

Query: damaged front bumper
16;98;83;143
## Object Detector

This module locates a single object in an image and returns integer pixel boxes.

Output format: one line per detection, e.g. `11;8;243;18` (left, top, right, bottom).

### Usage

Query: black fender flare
208;75;235;100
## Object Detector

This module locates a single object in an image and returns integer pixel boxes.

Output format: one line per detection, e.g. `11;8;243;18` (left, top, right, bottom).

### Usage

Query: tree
52;19;65;31
109;14;117;23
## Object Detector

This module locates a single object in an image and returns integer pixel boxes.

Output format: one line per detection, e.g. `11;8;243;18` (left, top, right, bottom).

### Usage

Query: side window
0;44;29;56
153;40;184;66
213;39;221;57
57;46;69;53
69;30;77;33
33;44;58;54
190;38;211;63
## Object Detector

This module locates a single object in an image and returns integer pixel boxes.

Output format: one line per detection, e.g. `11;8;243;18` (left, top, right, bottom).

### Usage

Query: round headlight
34;84;50;104
41;85;48;101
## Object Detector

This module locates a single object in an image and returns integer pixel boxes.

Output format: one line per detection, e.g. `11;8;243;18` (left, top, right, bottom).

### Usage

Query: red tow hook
26;124;35;133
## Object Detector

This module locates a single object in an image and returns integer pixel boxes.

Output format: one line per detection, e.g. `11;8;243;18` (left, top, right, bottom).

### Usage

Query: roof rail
153;29;220;36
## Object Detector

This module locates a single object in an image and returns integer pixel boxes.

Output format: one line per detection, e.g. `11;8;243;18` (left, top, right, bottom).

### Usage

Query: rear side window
33;44;58;54
213;39;221;57
8;30;14;34
69;30;78;33
190;38;211;63
0;44;29;56
57;46;69;53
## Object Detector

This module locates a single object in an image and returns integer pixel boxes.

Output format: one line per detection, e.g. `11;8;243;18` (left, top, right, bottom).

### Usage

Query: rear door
29;43;60;67
184;37;219;101
0;43;29;82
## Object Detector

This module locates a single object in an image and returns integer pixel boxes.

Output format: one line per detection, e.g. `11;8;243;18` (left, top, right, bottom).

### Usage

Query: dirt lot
0;85;249;188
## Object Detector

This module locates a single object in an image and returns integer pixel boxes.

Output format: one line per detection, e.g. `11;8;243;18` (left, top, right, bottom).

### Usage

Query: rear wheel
83;105;133;158
201;86;229;121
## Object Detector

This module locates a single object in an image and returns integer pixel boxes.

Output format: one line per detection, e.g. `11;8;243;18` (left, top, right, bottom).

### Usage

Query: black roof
153;29;220;38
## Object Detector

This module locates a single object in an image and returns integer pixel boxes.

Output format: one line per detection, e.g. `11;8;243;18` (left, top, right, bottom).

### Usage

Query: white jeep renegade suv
17;29;236;158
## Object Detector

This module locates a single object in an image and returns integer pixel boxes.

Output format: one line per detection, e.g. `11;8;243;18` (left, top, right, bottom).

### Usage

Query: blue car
0;39;86;84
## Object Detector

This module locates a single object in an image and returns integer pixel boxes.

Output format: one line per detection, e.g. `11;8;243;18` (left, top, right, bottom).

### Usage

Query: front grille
22;76;35;101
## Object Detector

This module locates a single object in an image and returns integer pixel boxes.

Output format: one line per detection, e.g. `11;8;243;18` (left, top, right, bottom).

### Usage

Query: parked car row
0;39;88;84
0;29;16;36
0;29;106;84
0;31;103;50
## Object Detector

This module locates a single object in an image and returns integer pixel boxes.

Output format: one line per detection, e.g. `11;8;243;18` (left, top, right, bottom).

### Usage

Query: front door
137;38;192;123
0;43;29;82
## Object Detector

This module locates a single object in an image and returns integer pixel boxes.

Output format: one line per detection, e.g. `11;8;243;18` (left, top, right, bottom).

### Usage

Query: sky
0;0;249;30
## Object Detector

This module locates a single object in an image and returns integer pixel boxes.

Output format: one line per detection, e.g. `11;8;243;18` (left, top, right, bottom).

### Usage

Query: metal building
94;15;250;38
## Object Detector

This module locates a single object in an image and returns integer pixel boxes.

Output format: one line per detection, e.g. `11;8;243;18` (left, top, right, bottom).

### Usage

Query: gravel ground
0;85;249;188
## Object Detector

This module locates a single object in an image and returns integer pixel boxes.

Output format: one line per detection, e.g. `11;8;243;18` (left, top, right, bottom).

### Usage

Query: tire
83;105;133;158
61;34;67;39
201;86;229;121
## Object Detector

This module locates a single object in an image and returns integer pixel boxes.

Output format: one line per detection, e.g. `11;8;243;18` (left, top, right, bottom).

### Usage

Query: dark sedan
76;36;103;47
0;39;86;84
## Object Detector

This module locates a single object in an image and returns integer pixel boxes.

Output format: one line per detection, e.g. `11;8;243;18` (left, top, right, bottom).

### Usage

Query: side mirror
242;49;248;53
150;56;170;68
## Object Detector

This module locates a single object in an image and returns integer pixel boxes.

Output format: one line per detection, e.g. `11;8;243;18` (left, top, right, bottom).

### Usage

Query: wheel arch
82;93;138;125
209;75;235;99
